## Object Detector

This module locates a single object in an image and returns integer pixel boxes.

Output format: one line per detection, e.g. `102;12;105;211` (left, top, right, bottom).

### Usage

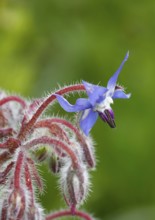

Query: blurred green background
0;0;155;219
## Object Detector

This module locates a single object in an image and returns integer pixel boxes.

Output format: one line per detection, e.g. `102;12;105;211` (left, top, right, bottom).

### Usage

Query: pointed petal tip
82;80;93;90
125;51;129;61
107;52;129;90
127;93;131;98
113;90;131;99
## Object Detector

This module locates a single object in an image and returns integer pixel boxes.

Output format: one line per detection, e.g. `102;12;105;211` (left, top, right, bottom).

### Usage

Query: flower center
93;96;113;113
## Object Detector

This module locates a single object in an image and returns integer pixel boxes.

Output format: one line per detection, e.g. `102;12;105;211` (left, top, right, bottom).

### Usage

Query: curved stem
0;96;26;108
0;162;14;184
23;136;80;170
0;138;19;149
45;209;93;220
35;118;79;136
18;84;85;141
35;118;95;168
0;128;13;138
35;120;70;144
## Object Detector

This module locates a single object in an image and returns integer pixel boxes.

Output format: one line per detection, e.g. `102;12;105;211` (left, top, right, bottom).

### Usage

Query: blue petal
80;109;98;135
55;94;91;112
107;52;129;91
113;90;131;99
82;80;107;105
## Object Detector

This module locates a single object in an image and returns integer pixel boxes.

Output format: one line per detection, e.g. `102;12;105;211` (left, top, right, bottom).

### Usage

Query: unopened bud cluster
0;85;96;220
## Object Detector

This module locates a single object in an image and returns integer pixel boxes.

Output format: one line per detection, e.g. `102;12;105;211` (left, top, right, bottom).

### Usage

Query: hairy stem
24;161;36;206
35;118;95;168
0;128;13;138
14;151;24;189
18;84;85;141
26;157;43;192
23;136;80;170
0;96;26;108
0;162;14;184
45;209;93;220
35;120;70;144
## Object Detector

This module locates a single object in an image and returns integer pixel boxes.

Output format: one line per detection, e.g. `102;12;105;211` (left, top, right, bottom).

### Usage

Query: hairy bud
60;162;90;209
49;154;62;174
8;188;25;220
27;203;44;220
33;146;48;162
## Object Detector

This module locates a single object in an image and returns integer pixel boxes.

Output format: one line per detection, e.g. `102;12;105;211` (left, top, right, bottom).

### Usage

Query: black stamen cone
98;110;116;128
104;109;116;128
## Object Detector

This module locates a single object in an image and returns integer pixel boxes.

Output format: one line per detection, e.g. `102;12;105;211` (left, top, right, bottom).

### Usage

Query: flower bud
49;154;62;174
60;162;90;209
77;135;95;169
8;188;25;220
1;199;8;220
33;146;48;162
27;203;44;220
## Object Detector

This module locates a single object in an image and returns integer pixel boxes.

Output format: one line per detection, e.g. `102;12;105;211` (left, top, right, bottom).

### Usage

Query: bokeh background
0;0;155;219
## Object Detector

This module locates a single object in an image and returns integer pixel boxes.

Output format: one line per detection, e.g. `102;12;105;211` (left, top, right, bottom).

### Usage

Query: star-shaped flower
55;52;131;135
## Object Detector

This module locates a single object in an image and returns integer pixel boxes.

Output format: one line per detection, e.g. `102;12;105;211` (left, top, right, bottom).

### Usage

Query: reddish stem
45;209;93;220
18;84;85;141
0;142;9;149
23;136;80;170
14;151;24;189
0;96;26;108
26;157;43;192
0;151;11;164
35;118;78;136
0;138;17;149
35;120;70;144
0;128;13;138
24;162;34;203
1;200;8;220
35;118;95;168
0;161;14;184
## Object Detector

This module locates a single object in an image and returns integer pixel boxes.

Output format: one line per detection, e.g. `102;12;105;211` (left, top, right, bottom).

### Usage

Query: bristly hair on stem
0;53;130;220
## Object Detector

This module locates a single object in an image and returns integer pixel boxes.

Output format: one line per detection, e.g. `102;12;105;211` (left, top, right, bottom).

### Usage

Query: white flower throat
94;96;113;113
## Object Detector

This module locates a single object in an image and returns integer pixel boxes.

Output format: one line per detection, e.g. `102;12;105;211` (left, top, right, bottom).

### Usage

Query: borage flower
55;52;131;136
